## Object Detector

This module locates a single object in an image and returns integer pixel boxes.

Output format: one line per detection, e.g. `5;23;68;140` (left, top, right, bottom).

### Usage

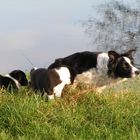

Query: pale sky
0;0;135;73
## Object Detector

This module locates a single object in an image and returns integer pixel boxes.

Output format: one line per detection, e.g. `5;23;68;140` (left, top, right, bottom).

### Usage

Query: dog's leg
54;83;65;98
48;94;55;100
96;78;128;93
45;89;55;100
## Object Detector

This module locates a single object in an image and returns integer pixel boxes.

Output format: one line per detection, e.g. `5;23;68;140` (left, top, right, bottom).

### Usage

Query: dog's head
9;70;28;86
108;49;139;78
48;58;65;69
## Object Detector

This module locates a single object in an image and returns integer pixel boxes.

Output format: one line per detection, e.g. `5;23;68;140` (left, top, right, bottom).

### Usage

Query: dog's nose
135;70;140;75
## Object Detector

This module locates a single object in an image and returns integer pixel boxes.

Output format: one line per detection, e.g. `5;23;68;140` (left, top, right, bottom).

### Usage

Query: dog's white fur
123;57;139;78
97;53;109;75
48;94;55;100
50;67;71;99
5;74;20;89
55;67;71;85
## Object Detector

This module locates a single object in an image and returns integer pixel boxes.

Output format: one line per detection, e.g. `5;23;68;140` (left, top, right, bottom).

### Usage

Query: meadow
0;77;140;140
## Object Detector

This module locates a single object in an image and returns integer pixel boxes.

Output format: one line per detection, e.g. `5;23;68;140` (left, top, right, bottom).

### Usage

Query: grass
0;77;140;140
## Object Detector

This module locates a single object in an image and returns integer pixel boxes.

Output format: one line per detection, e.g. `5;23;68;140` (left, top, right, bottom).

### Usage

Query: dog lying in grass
48;49;139;93
0;70;28;90
48;49;139;79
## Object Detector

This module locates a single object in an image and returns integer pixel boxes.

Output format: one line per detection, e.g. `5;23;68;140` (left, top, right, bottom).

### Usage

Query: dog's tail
29;67;38;86
30;67;37;76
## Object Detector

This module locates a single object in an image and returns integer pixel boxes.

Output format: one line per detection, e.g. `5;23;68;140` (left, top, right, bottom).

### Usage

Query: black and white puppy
48;49;139;80
108;49;139;78
30;67;75;100
0;70;28;90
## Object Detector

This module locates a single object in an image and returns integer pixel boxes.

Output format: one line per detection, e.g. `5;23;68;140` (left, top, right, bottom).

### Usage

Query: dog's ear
48;58;64;69
9;70;19;78
108;51;120;62
9;70;27;83
55;58;63;63
121;48;137;59
54;58;64;66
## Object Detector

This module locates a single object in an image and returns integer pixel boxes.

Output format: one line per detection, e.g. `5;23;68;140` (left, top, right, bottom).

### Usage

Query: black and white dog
48;49;139;79
30;67;75;100
30;49;139;100
0;70;28;90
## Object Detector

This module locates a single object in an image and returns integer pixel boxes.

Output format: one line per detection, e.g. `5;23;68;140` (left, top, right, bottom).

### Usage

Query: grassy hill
0;77;140;140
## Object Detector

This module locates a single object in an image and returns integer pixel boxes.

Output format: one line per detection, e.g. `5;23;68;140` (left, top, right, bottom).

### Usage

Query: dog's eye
124;62;129;68
131;60;134;65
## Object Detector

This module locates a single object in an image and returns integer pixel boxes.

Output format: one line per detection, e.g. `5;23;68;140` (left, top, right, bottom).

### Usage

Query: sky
0;0;135;73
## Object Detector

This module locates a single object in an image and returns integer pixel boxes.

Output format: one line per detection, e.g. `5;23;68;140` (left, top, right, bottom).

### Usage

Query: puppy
30;67;75;100
0;70;28;90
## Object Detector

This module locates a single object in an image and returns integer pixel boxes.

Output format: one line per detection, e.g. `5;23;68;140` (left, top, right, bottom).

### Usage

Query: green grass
0;77;140;140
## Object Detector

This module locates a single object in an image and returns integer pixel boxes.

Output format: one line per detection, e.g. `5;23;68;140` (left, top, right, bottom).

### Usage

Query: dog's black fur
30;68;62;96
0;70;28;90
48;51;99;74
9;70;28;86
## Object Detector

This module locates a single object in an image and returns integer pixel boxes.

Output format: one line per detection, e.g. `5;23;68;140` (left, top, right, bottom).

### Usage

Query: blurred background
0;0;140;73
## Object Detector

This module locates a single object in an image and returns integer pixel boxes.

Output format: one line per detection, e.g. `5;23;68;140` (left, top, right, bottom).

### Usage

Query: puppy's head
108;49;139;78
48;58;64;69
9;70;28;86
